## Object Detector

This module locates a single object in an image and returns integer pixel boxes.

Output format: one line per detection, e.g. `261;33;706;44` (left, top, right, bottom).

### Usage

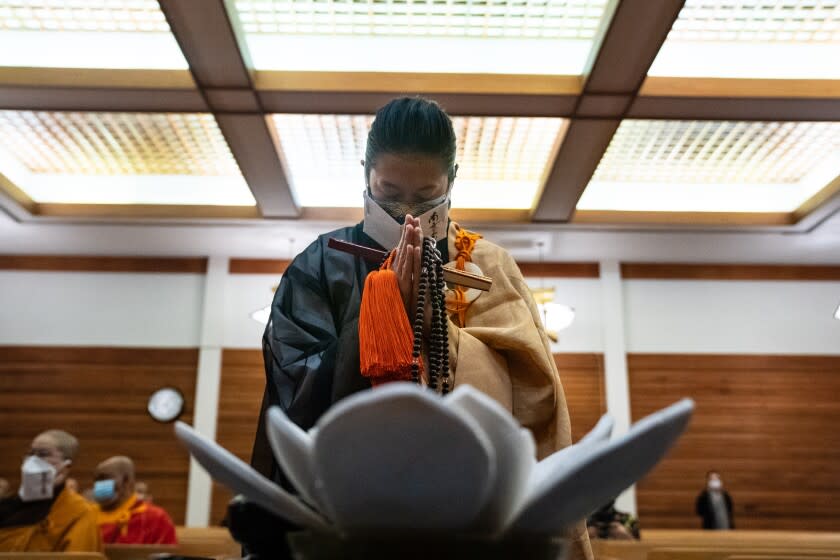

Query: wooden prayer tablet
328;237;493;292
442;265;492;291
327;237;388;263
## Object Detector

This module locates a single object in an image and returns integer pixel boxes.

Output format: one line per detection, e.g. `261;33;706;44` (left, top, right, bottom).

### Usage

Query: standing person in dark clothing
696;470;735;530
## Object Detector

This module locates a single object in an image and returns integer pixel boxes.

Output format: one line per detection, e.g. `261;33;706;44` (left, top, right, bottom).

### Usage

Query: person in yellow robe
0;429;101;552
249;96;592;560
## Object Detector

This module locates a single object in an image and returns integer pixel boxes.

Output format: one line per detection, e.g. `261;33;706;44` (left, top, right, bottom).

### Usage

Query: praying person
94;456;177;545
248;96;592;560
0;430;101;552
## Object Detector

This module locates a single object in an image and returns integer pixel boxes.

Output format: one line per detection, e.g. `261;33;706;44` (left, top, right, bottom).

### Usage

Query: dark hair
365;97;457;187
706;470;719;478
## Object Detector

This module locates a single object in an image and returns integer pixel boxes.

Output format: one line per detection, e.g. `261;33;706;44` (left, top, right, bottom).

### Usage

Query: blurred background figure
93;456;177;545
0;478;10;500
0;430;101;552
696;470;735;530
134;480;152;503
586;499;640;540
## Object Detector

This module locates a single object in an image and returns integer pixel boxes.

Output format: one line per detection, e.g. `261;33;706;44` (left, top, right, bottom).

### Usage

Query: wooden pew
593;531;840;560
729;556;840;560
0;555;107;560
642;531;840;549
647;550;839;560
104;527;241;560
99;528;840;560
174;527;241;559
105;545;176;560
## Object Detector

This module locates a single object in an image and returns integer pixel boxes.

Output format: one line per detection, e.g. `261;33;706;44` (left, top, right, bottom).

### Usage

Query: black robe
0;487;60;529
695;489;735;529
251;222;448;484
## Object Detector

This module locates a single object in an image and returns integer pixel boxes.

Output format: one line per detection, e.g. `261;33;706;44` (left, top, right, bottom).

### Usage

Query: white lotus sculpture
175;383;693;538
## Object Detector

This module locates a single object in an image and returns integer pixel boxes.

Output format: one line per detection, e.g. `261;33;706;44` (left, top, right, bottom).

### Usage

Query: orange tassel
359;251;419;386
448;227;483;327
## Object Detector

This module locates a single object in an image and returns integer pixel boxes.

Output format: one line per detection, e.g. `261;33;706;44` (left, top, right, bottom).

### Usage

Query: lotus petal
266;406;322;511
528;413;615;496
446;385;535;535
173;422;328;531
511;399;694;535
312;383;495;533
578;414;615;446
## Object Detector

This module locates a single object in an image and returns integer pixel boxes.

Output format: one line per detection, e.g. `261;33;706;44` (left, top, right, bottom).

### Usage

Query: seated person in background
94;456;177;545
0;429;101;552
586;499;640;540
134;480;152;503
696;470;735;530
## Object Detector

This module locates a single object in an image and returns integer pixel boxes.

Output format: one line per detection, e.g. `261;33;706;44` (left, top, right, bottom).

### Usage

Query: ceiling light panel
0;111;254;206
0;0;187;69
271;113;565;209
578;119;840;213
649;0;840;79
236;0;610;74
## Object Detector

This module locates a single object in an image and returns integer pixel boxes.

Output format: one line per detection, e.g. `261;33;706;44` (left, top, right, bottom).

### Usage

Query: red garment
97;494;177;545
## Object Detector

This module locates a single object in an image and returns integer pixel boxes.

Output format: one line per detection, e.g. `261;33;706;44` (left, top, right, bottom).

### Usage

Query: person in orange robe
0;430;101;552
94;456;177;545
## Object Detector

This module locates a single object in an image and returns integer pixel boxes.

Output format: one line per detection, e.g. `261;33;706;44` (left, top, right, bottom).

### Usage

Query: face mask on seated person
93;479;117;503
19;455;65;502
362;189;450;250
708;479;723;491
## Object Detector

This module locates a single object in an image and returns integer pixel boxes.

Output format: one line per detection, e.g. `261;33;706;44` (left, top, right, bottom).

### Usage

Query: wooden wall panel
0;346;198;524
228;259;289;274
554;353;607;443
517;262;600;278
629;354;840;531
210;349;267;525
621;263;840;281
209;350;606;524
0;255;207;273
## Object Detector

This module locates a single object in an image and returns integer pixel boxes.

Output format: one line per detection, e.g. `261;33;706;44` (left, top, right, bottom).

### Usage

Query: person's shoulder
454;224;511;259
74;495;98;521
287;225;359;271
278;225;355;283
465;227;521;275
474;234;507;255
141;502;175;524
61;488;94;512
315;225;359;243
52;488;98;526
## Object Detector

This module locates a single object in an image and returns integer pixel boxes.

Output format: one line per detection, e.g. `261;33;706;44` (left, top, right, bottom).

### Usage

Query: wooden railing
7;528;838;560
593;530;840;560
104;526;241;560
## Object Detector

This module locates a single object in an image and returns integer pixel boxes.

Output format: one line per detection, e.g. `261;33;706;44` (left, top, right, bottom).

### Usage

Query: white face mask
708;478;723;491
362;190;450;250
19;456;58;502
